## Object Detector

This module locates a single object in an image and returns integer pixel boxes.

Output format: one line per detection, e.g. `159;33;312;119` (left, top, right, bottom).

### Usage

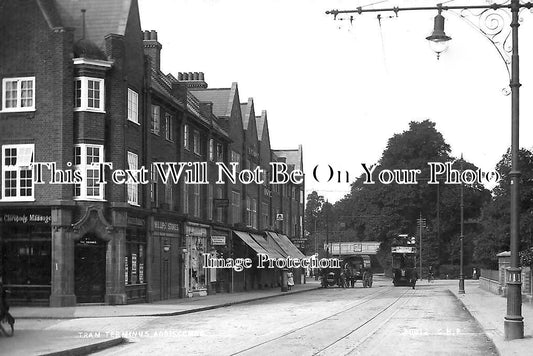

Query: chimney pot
193;72;199;80
178;72;183;80
188;72;193;80
199;72;204;80
143;30;150;40
150;30;157;40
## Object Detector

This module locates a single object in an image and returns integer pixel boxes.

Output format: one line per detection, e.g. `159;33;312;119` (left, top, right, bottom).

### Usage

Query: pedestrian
287;270;294;291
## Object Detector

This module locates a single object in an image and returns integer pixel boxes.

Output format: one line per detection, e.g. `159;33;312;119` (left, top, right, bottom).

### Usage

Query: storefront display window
125;227;146;285
186;225;208;295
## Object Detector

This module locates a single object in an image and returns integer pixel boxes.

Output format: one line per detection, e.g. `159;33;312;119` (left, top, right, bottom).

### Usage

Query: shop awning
250;233;285;260
266;232;306;259
233;231;269;256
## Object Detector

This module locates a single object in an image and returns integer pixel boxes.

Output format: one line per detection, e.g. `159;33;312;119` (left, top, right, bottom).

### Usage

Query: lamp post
326;0;529;340
459;155;465;294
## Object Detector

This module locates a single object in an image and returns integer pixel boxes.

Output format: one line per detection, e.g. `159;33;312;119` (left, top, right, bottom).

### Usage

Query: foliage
332;120;489;271
472;148;533;267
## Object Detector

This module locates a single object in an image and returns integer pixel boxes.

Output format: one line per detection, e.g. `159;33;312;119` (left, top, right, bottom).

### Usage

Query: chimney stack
143;30;162;71
177;71;208;89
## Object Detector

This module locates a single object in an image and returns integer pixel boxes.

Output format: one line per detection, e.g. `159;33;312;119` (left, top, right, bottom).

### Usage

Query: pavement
3;281;321;356
448;279;533;356
5;279;533;356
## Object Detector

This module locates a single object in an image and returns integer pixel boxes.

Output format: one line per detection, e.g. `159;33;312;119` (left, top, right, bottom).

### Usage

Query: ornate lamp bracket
452;1;515;82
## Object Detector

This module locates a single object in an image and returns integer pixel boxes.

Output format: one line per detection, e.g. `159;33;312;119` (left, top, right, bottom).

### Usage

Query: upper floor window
230;150;240;166
74;77;104;112
127;88;139;124
151;105;160;135
2;77;35;112
74;144;104;200
183;124;189;150
209;139;214;161
193;131;200;155
165;113;173;141
127;151;139;205
2;144;34;201
216;143;224;162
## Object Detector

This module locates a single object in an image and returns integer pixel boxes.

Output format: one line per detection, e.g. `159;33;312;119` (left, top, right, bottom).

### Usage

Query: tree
472;148;533;268
334;120;489;274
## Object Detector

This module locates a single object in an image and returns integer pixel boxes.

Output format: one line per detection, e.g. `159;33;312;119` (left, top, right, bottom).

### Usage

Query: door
75;234;106;303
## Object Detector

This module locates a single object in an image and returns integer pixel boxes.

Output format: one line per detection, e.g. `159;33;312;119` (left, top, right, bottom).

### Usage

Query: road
58;276;497;356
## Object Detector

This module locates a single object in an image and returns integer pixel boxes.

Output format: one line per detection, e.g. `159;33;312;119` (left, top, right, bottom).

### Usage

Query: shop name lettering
1;214;52;224
30;162;303;185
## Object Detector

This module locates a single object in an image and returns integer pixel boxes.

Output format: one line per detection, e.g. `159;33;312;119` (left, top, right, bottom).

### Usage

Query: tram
391;236;417;287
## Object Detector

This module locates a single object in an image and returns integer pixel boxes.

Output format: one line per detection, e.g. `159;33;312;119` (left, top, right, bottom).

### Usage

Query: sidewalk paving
448;279;533;356
3;281;321;356
12;281;321;319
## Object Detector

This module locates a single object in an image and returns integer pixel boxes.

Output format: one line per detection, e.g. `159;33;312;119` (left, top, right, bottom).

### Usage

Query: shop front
153;218;180;301
125;216;147;302
210;229;231;293
185;223;209;297
0;209;52;305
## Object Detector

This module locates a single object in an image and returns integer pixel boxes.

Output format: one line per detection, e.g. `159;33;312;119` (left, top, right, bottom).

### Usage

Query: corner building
0;0;305;306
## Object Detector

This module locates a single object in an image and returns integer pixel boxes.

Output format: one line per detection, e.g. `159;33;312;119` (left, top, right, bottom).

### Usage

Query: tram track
230;285;400;356
313;288;415;356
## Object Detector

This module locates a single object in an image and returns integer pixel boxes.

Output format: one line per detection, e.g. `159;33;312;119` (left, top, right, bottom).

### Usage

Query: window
150;105;160;134
74;77;104;112
252;198;257;229
216;143;223;162
127;151;139;205
262;202;269;228
216;186;224;223
246;197;251;227
193;131;200;155
2;144;34;200
74;144;104;200
2;77;35;112
230;150;240;165
183;124;189;149
193;184;201;217
127;88;139;124
209;139;214;161
165;113;173;141
165;180;173;210
183;183;189;214
150;163;158;206
231;191;240;224
207;184;214;220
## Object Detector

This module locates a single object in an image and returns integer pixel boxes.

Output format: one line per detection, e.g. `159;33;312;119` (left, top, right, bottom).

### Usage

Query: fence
480;268;499;281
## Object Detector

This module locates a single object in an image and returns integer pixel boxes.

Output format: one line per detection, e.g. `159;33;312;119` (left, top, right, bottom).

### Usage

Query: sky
138;0;533;203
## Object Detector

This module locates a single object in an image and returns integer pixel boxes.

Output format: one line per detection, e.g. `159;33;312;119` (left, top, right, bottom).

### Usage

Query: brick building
0;0;304;306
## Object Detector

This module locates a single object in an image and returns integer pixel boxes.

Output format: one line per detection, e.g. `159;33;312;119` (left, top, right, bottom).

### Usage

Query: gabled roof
255;110;269;142
54;0;133;48
272;145;303;171
190;84;237;118
240;98;254;130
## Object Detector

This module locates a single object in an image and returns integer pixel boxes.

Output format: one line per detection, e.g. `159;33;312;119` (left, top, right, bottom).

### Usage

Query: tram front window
392;254;415;269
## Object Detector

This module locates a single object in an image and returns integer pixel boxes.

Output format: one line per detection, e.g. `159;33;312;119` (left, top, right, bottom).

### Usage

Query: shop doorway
75;234;106;303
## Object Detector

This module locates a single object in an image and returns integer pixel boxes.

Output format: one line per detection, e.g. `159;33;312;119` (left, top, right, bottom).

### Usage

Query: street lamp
426;6;452;59
459;155;465;294
326;0;530;340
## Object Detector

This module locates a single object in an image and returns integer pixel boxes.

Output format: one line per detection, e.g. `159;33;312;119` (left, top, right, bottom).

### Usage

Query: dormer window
2;77;35;112
74;77;105;112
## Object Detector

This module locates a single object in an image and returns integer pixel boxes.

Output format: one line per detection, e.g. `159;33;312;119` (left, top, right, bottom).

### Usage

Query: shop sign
127;217;145;227
125;256;129;284
132;253;137;272
211;235;226;246
0;213;51;224
154;220;180;232
139;263;144;283
392;246;416;254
